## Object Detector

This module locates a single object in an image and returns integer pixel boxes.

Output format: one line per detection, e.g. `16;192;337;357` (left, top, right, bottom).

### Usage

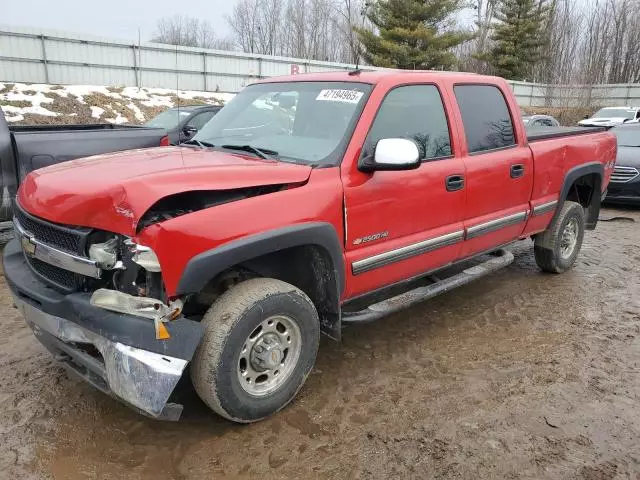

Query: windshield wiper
182;139;216;148
220;144;278;159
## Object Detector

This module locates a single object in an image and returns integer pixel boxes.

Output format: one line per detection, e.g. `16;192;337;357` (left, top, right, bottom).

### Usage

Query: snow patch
127;102;145;122
90;106;104;119
1;83;233;124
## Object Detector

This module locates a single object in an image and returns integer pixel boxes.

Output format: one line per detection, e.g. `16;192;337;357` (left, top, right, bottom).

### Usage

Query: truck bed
526;126;607;142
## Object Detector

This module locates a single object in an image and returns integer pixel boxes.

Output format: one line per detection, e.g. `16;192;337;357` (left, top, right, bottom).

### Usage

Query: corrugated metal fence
0;25;371;93
2;25;640;106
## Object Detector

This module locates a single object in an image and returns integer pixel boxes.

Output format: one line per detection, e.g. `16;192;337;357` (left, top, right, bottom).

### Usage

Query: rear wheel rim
560;217;579;260
237;315;302;396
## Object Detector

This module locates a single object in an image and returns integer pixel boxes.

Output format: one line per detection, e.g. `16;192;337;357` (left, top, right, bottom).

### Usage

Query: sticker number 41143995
316;89;364;104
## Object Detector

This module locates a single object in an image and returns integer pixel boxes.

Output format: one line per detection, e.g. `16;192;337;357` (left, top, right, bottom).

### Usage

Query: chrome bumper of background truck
15;296;188;421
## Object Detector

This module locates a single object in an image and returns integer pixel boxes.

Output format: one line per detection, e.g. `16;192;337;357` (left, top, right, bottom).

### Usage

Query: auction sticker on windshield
316;89;363;104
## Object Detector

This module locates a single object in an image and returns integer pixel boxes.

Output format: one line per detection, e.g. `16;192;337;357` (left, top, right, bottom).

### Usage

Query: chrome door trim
352;230;465;275
351;210;529;275
532;200;558;216
465;211;528;240
13;218;102;279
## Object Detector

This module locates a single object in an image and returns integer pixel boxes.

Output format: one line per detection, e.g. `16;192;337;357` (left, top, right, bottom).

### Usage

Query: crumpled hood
18;147;312;235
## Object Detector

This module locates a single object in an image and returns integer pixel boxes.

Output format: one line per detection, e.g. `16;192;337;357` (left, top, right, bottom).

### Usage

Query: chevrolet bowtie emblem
21;235;36;257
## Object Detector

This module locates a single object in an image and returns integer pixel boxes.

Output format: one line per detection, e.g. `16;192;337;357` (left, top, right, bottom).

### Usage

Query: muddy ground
1;207;640;479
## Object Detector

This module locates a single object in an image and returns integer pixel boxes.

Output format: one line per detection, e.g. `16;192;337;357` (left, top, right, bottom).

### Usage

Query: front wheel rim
560;217;579;259
237;315;302;396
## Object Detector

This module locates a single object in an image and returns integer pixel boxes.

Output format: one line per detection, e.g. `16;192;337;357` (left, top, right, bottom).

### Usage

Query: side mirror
359;138;421;172
183;125;197;136
583;114;590;120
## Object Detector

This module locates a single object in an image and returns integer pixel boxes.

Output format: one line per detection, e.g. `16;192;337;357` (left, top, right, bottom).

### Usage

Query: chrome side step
341;249;514;324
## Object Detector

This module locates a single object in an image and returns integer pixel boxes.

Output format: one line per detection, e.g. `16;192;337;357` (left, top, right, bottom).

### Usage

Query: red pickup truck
4;71;616;423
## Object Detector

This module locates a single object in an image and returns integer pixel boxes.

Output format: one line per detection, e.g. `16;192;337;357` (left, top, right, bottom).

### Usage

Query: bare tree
333;0;369;64
454;0;496;73
152;15;233;50
227;0;369;63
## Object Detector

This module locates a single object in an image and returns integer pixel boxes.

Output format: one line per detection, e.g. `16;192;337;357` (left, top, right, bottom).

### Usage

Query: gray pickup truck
0;110;168;238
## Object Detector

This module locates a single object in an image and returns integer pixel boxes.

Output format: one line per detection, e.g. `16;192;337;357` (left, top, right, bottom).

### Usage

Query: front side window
364;85;452;160
188;110;217;130
194;82;372;165
454;85;516;154
145;109;191;129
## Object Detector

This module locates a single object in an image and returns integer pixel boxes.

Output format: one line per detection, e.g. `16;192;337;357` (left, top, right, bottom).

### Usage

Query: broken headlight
88;238;119;269
129;243;162;273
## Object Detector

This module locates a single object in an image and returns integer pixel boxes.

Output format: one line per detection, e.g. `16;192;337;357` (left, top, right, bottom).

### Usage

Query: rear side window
365;85;452;160
454;85;515;154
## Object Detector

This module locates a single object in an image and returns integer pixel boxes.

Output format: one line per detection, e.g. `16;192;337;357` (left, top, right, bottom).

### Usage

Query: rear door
451;84;533;257
342;84;466;298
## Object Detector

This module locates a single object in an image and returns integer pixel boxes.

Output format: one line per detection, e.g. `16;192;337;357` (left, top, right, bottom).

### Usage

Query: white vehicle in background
579;107;640;127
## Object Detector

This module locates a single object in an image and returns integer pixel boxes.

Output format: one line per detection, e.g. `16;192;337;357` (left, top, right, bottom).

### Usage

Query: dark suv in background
145;105;222;144
605;124;640;205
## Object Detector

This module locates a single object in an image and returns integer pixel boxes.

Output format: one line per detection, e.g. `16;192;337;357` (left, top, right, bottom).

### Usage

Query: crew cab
3;71;616;423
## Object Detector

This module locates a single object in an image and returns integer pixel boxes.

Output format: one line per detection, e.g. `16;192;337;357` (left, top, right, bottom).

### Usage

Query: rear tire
190;278;320;423
534;200;585;273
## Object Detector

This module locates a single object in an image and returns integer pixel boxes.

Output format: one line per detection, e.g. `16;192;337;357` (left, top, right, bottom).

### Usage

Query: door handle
510;164;525;178
445;174;465;192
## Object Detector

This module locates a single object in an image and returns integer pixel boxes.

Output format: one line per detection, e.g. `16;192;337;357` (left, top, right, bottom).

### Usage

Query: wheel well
566;173;598;208
190;245;341;340
564;172;601;229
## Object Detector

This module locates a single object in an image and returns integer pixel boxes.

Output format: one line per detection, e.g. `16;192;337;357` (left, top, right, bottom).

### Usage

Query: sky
2;0;236;42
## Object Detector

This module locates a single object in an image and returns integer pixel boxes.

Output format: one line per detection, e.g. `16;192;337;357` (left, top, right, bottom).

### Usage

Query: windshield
145;109;192;129
193;81;372;165
613;128;640;147
593;108;636;119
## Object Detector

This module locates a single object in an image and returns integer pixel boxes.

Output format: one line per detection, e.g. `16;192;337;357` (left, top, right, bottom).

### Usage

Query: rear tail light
159;135;170;146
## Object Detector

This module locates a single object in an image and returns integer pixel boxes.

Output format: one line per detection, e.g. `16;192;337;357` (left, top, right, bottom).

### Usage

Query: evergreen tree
483;0;550;80
356;0;472;70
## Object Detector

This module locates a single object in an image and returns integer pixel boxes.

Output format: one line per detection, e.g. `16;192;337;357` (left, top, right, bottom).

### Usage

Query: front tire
534;200;585;273
190;278;320;423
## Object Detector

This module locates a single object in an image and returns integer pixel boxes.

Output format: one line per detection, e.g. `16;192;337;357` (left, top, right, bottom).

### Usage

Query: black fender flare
555;162;604;230
176;222;345;297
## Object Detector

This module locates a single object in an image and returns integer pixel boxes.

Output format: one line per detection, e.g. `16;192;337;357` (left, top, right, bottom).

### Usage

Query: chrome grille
14;204;89;255
611;165;639;183
25;256;82;291
14;203;93;292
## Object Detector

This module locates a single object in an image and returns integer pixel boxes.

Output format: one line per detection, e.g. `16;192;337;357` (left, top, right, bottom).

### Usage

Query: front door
342;84;467;299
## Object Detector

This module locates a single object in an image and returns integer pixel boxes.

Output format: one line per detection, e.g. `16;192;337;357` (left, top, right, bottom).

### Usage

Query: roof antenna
348;56;362;76
349;4;365;76
176;42;185;164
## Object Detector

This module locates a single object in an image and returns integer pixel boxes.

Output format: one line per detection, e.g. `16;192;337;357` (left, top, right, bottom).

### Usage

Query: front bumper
604;179;640;205
3;239;204;420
